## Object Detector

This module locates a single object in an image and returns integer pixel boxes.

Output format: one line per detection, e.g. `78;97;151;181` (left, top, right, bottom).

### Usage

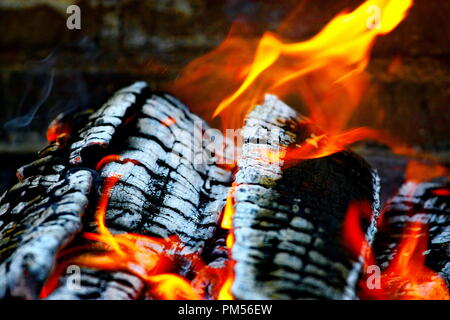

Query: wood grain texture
0;82;232;299
230;94;380;300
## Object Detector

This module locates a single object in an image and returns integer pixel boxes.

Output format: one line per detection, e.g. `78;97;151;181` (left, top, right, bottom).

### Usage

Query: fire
172;0;413;151
378;222;450;300
42;1;425;300
211;0;412;132
221;187;235;230
343;202;450;300
218;275;234;300
41;155;201;300
405;160;449;183
171;0;420;168
217;188;236;300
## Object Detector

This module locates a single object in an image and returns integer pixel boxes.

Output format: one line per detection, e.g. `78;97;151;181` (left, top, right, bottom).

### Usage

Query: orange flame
213;0;412;131
41;155;201;300
405;160;449;183
221;187;235;230
216;187;236;300
218;274;234;300
378;222;450;300
343;202;450;300
173;0;412;136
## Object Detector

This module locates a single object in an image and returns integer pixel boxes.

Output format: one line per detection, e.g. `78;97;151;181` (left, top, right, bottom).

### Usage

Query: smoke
3;37;96;132
3;71;54;130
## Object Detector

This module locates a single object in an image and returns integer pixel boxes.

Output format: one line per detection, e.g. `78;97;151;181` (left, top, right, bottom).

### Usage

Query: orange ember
161;117;177;127
46;115;72;146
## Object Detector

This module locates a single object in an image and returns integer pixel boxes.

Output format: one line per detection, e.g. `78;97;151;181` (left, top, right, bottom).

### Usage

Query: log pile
0;82;447;300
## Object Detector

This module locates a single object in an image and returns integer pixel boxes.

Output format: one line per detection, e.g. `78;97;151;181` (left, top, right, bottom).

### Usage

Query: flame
212;0;412;131
218;275;234;300
378;222;450;300
221;187;235;230
172;0;412;138
405;160;449;183
41;155;201;300
216;187;236;300
343;202;450;300
171;0;416;168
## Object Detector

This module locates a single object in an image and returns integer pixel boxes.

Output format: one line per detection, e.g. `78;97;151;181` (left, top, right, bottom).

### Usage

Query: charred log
0;82;232;299
230;95;380;300
373;178;450;287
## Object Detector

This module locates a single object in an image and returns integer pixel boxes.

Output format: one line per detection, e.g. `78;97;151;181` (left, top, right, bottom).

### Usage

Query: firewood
373;178;450;287
230;94;381;300
0;82;232;299
0;169;94;299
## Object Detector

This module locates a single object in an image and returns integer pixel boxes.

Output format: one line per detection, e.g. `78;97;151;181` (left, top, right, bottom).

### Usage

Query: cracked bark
230;95;380;300
0;82;232;299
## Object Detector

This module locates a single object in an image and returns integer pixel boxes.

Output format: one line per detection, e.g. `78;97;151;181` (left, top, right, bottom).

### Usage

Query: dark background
0;0;449;199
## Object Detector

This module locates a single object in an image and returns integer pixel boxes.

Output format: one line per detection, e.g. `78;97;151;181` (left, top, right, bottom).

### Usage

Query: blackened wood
0;169;93;299
230;94;380;300
373;178;450;286
69;81;150;165
47;269;146;300
0;82;232;299
93;92;232;252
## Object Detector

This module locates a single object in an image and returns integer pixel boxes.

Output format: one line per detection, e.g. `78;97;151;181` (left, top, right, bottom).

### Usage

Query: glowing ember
46;115;72;146
161;117;177;127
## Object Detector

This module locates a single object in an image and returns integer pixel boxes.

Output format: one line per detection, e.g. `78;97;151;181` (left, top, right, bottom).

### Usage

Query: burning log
0;169;93;299
368;178;450;299
0;82;232;299
229;94;380;299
